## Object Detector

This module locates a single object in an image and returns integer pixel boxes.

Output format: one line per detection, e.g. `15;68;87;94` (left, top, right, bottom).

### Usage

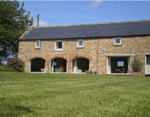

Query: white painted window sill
35;48;41;50
114;44;121;46
55;49;63;52
77;46;84;49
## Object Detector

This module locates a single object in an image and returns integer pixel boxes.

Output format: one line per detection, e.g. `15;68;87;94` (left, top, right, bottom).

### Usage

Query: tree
0;0;33;61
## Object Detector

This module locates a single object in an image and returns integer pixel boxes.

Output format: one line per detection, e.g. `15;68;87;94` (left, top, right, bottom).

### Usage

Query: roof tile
21;20;150;40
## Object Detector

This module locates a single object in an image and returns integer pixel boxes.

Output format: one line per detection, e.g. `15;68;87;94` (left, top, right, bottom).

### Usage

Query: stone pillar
67;60;71;73
73;59;78;73
46;60;49;73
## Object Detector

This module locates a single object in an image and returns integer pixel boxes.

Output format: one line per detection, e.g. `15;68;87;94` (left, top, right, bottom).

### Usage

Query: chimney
31;17;34;26
37;14;39;27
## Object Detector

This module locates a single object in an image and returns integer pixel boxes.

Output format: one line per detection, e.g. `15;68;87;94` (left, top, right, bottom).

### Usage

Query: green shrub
131;56;142;72
0;65;15;72
7;58;25;72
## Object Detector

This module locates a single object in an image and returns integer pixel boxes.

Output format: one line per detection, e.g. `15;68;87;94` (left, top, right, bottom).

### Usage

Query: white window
55;41;63;51
35;40;41;48
114;38;121;45
77;39;84;47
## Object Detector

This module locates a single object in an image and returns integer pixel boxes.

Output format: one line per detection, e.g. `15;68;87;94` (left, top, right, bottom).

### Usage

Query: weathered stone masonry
18;36;150;75
18;39;97;73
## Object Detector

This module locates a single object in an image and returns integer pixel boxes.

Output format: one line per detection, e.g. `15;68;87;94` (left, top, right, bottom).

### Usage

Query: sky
20;0;150;27
2;0;150;64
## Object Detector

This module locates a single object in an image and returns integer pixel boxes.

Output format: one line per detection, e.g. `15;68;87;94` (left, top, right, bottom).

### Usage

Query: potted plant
131;56;142;76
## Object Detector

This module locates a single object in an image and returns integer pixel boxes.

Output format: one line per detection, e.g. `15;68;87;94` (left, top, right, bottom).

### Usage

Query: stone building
18;20;150;76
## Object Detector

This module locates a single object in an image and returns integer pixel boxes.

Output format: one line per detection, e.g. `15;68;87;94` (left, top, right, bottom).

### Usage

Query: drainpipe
37;14;39;27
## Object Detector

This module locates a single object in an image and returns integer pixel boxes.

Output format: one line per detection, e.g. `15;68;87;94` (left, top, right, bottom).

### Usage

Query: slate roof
20;20;150;40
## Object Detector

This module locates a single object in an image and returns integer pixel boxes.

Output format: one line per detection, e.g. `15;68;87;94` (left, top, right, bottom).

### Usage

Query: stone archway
50;58;67;73
30;58;46;72
72;57;89;73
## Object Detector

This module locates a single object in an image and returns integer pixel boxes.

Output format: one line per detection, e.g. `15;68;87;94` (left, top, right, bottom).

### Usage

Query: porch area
106;54;133;75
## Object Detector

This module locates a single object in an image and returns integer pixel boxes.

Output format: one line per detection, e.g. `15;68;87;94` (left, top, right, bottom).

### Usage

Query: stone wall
18;39;97;73
18;36;150;75
97;36;150;75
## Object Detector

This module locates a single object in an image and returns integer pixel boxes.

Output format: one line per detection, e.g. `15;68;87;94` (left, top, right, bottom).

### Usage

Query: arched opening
72;58;89;73
51;58;67;73
30;58;46;72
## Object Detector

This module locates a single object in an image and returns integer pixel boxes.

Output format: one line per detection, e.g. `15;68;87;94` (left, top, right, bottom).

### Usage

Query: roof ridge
35;20;150;29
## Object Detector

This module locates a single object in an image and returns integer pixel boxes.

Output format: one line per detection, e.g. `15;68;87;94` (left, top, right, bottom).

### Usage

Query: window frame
55;41;63;51
114;37;121;45
77;39;84;48
35;40;41;48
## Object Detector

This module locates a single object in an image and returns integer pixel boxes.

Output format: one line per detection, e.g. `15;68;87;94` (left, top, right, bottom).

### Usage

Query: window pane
147;56;150;64
115;38;120;44
117;61;124;67
37;42;39;46
79;40;83;46
57;42;62;49
36;41;40;48
53;62;57;66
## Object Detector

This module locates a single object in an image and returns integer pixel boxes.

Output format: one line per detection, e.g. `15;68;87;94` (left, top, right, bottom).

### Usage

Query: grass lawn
0;72;150;117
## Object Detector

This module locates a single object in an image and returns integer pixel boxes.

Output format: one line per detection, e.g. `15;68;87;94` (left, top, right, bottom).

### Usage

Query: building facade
18;20;150;76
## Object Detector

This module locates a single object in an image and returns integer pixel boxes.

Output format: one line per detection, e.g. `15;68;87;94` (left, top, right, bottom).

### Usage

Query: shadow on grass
0;105;34;117
14;105;34;113
0;97;6;101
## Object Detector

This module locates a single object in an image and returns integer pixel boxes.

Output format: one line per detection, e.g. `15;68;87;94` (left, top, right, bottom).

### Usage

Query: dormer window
35;40;41;48
77;39;84;47
114;38;121;45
